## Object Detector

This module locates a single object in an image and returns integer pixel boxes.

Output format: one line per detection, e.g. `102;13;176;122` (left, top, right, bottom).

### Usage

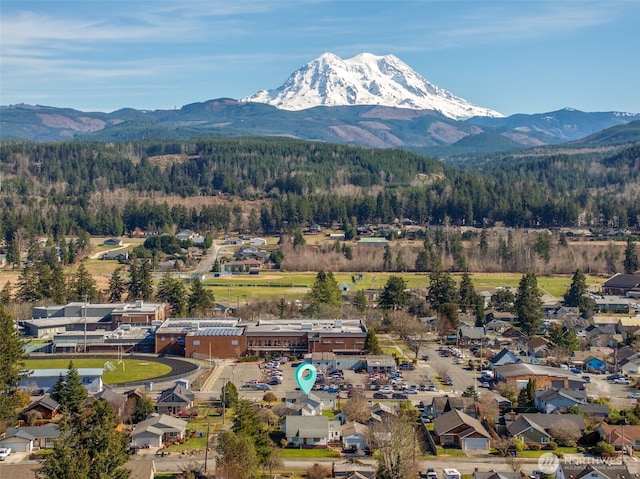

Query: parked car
479;381;490;388
427;468;438;479
255;383;272;390
428;384;438;392
0;447;11;461
392;392;409;400
379;386;394;394
627;392;640;399
614;378;631;385
325;386;340;393
373;392;390;399
419;383;427;391
607;373;623;381
407;385;419;394
444;377;454;386
582;375;591;383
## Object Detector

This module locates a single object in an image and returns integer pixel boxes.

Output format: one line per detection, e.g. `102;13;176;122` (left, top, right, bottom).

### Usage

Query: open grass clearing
519;446;576;458
280;448;341;459
23;358;171;384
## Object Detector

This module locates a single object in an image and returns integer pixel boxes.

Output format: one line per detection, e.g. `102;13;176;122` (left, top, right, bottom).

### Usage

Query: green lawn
436;445;467;457
519;447;577;458
280;448;341;459
23;358;171;384
201;271;604;302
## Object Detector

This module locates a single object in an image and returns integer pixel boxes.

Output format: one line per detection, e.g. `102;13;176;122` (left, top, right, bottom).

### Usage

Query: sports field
23;358;171;384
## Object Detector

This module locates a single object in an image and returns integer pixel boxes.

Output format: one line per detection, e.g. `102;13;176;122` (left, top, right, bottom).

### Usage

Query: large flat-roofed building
154;318;245;357
244;319;367;358
494;363;586;390
24;301;168;338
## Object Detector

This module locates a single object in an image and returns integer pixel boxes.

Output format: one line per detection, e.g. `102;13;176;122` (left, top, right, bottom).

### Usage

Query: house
368;402;398;424
507;413;585;445
19;368;104;394
584;356;607;373
458;326;485;345
333;459;376;478
0;423;60;452
175;229;196;241
485;310;516;323
619;355;640;374
493;363;586;390
356;237;389;247
249;237;267;246
558;464;635;479
573;403;610;419
85;388;127;417
130;414;187;448
596;423;640;451
485;319;510;334
603;273;640;296
284;391;337;411
432;396;477;418
534;388;586;414
432;409;491;451
103;237;123;246
101;250;129;262
473;472;523;479
283;415;341;447
341;422;369;451
125;460;157;479
21;395;60;421
527;337;551;358
155;384;195;415
489;348;521;369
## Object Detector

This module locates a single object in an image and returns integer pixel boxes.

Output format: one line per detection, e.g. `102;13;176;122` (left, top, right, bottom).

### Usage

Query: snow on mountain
242;52;503;120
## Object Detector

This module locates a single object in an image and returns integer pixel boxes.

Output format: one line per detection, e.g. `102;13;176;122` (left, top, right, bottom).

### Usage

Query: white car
0;447;11;461
627;392;640;399
614;378;631;385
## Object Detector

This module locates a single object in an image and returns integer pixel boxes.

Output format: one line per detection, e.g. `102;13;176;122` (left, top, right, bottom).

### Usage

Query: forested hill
0;138;639;240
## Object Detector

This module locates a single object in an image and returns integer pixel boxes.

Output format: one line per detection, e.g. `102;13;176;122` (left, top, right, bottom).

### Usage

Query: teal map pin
295;362;317;395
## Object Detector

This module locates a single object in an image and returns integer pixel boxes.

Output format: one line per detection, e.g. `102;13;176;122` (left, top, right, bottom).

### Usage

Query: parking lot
208;342;480;404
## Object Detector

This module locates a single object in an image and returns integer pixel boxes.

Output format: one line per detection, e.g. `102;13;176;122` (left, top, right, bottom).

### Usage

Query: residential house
489;348;521;370
573;403;610;419
534;388;586;414
507;413;585;445
19;368;104;394
583;356;607;373
20;395;60;421
249;237;267;246
596;423;640;452
432;409;491;451
473;472;523;479
485;319;510;334
619;355;640;374
101;250;129;262
284;391;338;412
368;402;398;424
0;423;60;452
283;415;341;447
497;328;528;349
125;461;157;479
617;316;640;340
493;363;586;390
175;229;196;241
558;464;635;479
130;414;187;448
84;388;127;417
484;310;516;323
103;237;123;246
341;422;370;451
333;460;376;478
155;384;195;415
432;396;477;419
458;326;485;346
527;337;551;358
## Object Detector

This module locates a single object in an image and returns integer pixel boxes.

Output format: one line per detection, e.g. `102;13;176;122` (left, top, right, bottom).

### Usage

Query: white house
283;415;341;447
19;368;104;394
341;422;369;451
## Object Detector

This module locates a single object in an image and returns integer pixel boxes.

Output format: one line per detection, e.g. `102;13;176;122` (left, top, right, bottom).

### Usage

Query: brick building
494;363;586;390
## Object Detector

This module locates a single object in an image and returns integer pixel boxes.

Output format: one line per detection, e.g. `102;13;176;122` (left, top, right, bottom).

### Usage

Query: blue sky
1;0;639;115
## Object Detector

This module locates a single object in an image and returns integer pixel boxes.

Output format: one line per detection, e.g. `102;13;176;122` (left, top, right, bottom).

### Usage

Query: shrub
547;440;558;450
514;438;526;452
576;447;585;453
594;441;615;456
528;443;542;451
238;355;259;363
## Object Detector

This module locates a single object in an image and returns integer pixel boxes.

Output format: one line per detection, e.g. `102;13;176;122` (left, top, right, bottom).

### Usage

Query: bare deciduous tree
341;393;372;424
549;419;581;447
367;415;419;479
306;463;332;479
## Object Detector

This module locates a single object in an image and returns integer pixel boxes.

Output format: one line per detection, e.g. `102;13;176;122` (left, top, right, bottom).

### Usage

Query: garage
462;437;489;450
0;434;33;453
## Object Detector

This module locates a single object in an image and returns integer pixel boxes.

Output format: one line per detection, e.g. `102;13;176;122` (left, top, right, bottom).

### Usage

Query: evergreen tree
478;229;489;257
383;244;393;271
51;361;88;414
107;266;128;303
157;274;188;316
563;269;593;313
50;263;68;304
292;229;306;247
427;271;458;311
306;270;342;312
352;289;368;314
132;396;155;423
514;273;544;336
188;277;215;315
37;399;130;479
139;258;153;300
364;328;382;354
0;304;29;420
458;272;478;312
379;275;409;310
71;262;98;302
0;281;12;304
534;231;552;263
16;264;42;303
222;381;239;408
395;251;407;272
415;249;430;272
624;237;639;274
215;430;258;479
231;399;271;471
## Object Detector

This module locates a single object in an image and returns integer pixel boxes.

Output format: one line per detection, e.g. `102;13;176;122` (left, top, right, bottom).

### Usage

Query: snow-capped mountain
242;52;503;120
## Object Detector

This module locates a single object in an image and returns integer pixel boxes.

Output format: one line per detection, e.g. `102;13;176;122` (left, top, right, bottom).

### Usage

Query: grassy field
280;448;341;459
23;358;171;384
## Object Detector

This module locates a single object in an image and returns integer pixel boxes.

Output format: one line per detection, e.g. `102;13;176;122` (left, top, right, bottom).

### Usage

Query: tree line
1;139;639;245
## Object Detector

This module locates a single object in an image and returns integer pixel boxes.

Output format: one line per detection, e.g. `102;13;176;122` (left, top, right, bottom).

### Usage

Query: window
193;340;200;346
231;340;238;346
322;340;332;344
335;339;344;344
160;336;166;341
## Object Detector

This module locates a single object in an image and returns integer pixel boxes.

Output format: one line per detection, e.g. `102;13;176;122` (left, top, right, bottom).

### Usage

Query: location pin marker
295;362;317;395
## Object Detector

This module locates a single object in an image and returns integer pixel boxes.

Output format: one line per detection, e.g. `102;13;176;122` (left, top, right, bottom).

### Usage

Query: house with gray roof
0;423;60;452
558;464;635;479
130;414;187;448
432;396;477;418
534;388;587;414
283;415;341;447
507;413;585;445
489;348;521;369
473;472;523;479
155;384;195;415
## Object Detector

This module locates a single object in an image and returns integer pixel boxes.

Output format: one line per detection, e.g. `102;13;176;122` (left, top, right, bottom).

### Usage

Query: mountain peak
242;52;503;120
